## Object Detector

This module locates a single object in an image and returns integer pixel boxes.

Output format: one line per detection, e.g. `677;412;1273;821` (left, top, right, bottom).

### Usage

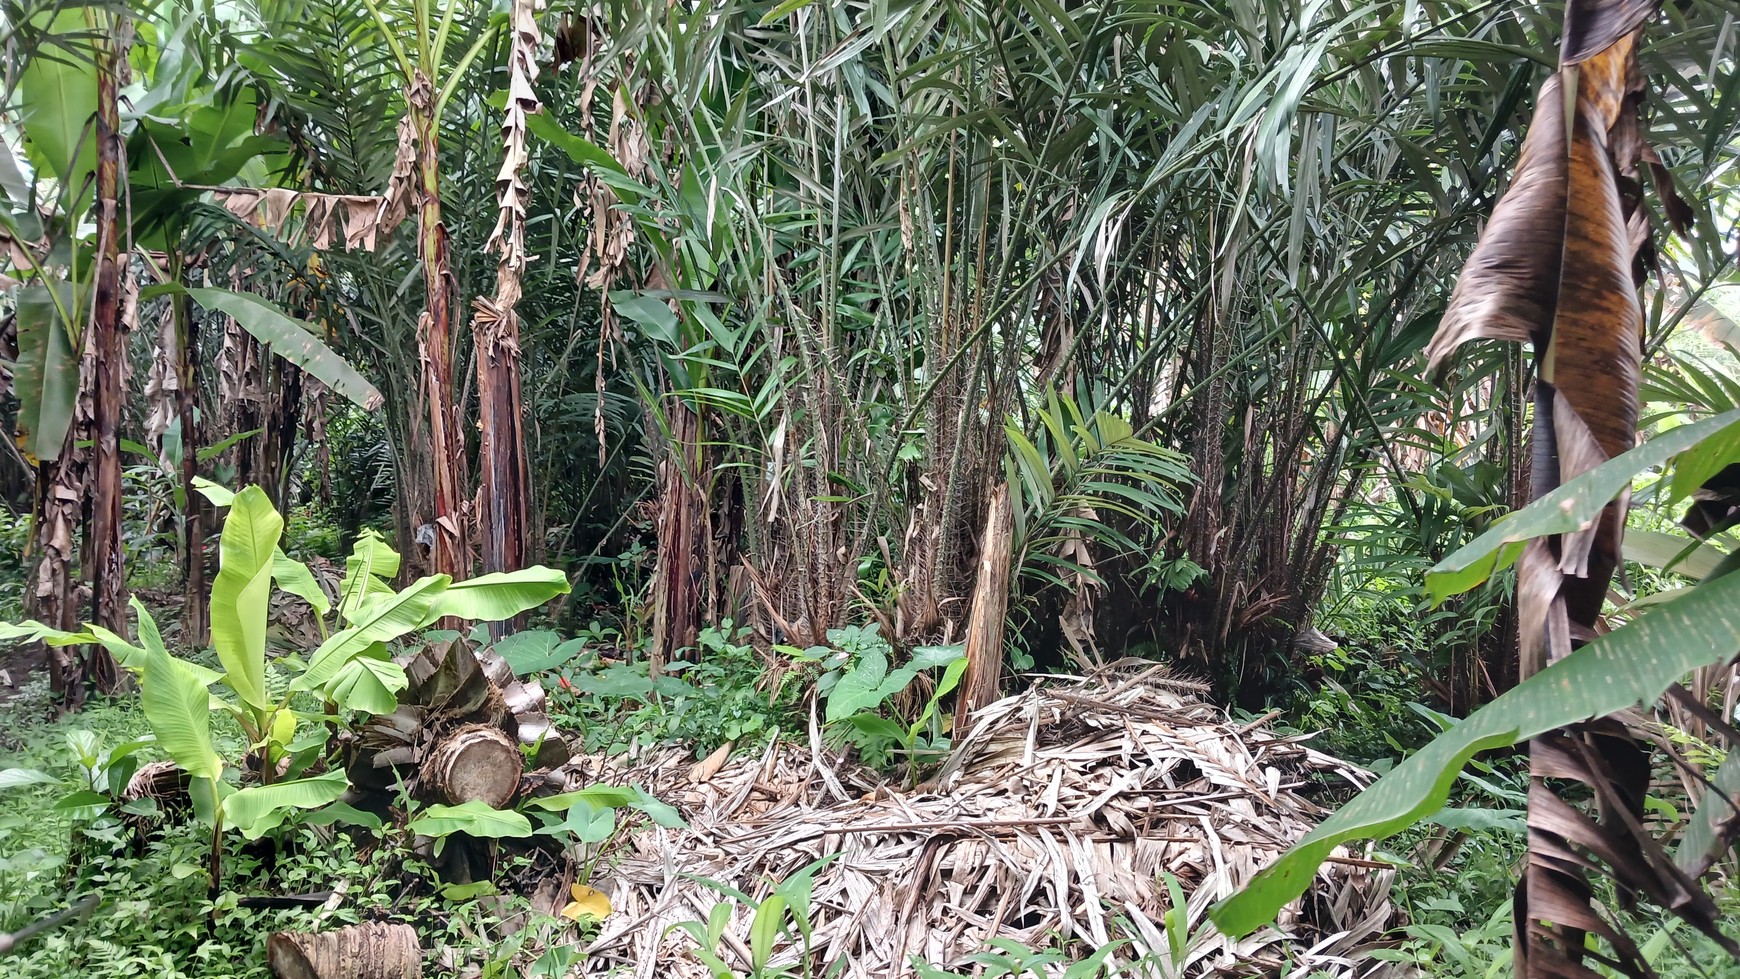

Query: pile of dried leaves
536;667;1394;978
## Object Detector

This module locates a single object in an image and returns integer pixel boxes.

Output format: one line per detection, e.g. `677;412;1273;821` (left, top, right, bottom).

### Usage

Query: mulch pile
539;667;1394;978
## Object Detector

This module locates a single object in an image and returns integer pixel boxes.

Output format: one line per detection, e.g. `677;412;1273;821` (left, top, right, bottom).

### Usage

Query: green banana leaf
0;620;97;647
13;283;80;463
138;639;223;783
422;568;571;624
1210;567;1740;936
339;530;401;623
294;576;450;691
137;285;384;411
17;9;98;197
273;549;332;618
186;288;384;411
1426;408;1740;602
322;644;407;715
224;770;349;840
192;477;236;506
210;487;283;710
408;801;533;839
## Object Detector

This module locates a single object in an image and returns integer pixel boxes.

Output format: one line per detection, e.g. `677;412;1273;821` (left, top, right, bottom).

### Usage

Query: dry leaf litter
513;667;1396;978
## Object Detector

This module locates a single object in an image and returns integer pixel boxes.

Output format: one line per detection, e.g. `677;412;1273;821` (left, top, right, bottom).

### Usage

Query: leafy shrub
282;502;344;561
547;620;800;756
788;623;965;776
1278;642;1439;764
0;506;31;620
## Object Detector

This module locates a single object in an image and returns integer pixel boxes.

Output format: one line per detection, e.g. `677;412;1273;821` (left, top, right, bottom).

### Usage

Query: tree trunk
474;324;529;581
408;74;470;581
420;725;521;808
268;923;421;979
37;239;105;713
33;451;83;711
86;18;128;692
261;358;303;512
650;401;704;672
391;430;432;582
218;302;264;487
959;482;1013;726
306;379;332;506
473;0;539;633
174;268;207;644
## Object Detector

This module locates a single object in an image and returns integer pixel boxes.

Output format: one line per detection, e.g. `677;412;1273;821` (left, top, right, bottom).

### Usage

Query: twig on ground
0;894;101;955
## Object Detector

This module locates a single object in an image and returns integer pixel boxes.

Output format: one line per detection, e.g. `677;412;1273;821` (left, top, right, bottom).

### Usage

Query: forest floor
2;632;1739;979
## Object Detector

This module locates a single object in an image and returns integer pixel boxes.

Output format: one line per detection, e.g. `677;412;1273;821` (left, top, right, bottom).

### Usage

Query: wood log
268;922;421;979
420;724;521;807
960;481;1014;727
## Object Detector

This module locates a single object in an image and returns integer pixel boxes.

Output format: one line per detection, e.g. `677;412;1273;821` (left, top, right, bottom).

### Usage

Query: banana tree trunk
173;264;207;643
85;19;129;691
474;0;539;632
261;358;302;511
267;922;421;979
219;310;264;484
306;380;332;506
475;332;528;579
34;445;84;710
408;74;469;581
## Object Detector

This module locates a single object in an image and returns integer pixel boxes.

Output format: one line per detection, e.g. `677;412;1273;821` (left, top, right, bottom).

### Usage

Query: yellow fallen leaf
561;883;611;922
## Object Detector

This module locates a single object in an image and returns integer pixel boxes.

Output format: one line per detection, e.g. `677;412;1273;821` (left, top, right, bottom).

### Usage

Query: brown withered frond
1425;3;1740;975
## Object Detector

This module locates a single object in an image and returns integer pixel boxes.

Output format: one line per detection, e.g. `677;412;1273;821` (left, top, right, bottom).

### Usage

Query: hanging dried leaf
261;187;297;234
218;187;264;222
380;113;418;235
1559;0;1658;64
1421;4;1736;974
1424;76;1568;370
548;13;593;72
304;194;336;250
218;306;264;408
208;187;409;253
484;0;540;291
573;59;655;465
143;283;179;451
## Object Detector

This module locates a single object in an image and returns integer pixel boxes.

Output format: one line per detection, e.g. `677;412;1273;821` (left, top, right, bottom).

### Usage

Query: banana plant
356;0;501;578
6;5;389;691
0;484;569;880
1212;408;1740;946
190;482;570;766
